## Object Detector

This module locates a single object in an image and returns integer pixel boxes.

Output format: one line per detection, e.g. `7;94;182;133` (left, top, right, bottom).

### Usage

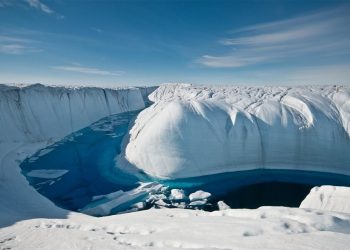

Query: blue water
20;110;350;215
157;169;350;209
20;110;147;211
158;169;350;197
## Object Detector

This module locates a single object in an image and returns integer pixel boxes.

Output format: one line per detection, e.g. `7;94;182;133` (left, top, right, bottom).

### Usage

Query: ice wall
0;84;153;144
300;185;350;213
123;84;350;179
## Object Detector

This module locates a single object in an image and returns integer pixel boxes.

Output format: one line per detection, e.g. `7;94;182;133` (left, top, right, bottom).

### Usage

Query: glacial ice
80;182;164;216
217;201;230;210
26;169;69;179
0;83;154;144
189;190;211;201
123;84;350;179
0;83;157;217
20;110;146;212
300;185;350;213
2;83;350;250
169;189;187;200
2;83;350;216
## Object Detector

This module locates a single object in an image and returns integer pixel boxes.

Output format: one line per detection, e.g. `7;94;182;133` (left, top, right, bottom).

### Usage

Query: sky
1;0;350;86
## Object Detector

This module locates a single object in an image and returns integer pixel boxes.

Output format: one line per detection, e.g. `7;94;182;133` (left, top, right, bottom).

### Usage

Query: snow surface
1;206;350;249
123;84;350;179
1;83;350;249
300;185;350;213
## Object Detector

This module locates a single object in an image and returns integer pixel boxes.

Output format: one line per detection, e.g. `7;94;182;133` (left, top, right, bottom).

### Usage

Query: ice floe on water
26;169;69;179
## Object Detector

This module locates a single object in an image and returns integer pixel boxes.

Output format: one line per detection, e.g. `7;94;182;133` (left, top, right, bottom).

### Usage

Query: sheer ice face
122;84;350;179
0;84;154;144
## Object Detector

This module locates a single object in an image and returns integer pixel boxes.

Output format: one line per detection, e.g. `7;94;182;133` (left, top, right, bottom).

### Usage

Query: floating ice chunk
26;169;69;179
92;190;124;201
81;182;163;216
147;193;167;202
189;190;211;201
132;201;146;210
189;199;208;206
171;202;187;208
37;148;54;157
28;157;39;163
154;199;170;208
217;201;231;210
169;189;187;200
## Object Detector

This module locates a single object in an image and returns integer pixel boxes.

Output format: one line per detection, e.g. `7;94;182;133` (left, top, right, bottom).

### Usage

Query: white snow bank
124;84;350;179
300;185;350;213
217;200;231;210
2;206;350;250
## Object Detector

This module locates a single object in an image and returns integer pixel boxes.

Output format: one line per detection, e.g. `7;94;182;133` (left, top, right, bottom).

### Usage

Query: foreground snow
301;186;350;213
124;84;350;179
1;207;350;250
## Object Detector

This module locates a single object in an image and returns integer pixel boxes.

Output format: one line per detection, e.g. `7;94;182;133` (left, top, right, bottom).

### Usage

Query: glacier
1;83;350;249
2;83;350;217
123;84;350;179
0;83;156;222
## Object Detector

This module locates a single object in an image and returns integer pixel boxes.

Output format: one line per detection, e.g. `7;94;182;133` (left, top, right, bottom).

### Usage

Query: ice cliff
0;84;155;144
123;84;350;179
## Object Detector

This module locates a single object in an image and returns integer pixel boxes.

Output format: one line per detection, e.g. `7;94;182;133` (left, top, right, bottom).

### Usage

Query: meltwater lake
20;110;350;216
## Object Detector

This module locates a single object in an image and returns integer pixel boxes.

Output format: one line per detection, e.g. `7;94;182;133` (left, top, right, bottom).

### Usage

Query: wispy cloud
24;0;53;14
0;44;41;54
0;0;13;7
0;34;41;54
52;65;124;76
1;0;63;18
91;27;103;33
197;5;350;68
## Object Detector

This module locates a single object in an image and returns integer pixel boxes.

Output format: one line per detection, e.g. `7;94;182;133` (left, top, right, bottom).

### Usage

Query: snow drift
123;84;350;179
301;185;350;213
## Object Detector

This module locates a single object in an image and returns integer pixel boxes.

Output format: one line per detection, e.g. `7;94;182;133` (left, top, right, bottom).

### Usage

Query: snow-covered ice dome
122;84;350;179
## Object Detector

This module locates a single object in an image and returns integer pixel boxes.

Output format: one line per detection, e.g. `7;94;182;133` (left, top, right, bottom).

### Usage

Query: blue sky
1;0;350;86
